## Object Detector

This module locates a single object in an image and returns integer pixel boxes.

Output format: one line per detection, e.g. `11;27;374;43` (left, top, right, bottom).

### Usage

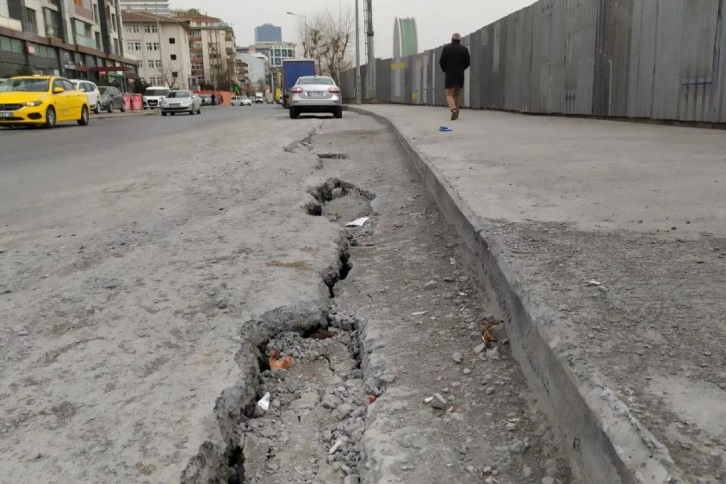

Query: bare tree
160;65;180;90
299;7;354;84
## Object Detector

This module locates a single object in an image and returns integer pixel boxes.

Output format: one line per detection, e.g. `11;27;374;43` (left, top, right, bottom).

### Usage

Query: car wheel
77;105;90;126
161;111;168;116
334;107;343;119
106;103;113;114
197;106;202;115
171;112;176;116
289;108;298;119
94;102;101;114
120;103;126;113
44;106;57;129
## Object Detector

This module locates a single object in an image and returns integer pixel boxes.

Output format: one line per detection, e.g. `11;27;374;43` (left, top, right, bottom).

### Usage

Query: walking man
439;33;470;120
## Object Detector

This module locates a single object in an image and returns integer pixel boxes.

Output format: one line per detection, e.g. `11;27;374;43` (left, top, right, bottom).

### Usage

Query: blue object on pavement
439;126;453;132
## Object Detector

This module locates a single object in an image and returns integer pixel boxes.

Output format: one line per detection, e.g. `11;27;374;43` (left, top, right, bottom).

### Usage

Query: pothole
241;312;370;483
305;178;376;232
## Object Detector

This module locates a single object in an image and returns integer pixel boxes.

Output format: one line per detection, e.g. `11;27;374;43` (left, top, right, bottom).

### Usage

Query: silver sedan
160;90;202;116
288;76;343;119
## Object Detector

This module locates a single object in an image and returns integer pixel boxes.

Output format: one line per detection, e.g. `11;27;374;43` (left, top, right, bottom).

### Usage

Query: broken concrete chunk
485;347;500;361
431;393;448;410
452;352;463;364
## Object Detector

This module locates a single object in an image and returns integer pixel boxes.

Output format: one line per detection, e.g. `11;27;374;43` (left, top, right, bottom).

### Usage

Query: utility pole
355;0;361;104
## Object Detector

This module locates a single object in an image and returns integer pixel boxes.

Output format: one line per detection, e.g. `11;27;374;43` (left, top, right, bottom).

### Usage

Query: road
0;106;570;483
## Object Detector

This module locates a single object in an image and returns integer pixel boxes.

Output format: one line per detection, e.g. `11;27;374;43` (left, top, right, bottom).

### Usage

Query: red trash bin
123;93;132;112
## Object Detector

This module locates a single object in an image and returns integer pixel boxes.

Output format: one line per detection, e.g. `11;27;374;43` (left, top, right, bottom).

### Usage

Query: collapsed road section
183;112;573;484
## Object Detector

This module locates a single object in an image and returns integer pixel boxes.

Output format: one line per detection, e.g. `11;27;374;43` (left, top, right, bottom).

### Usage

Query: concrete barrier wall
343;0;726;123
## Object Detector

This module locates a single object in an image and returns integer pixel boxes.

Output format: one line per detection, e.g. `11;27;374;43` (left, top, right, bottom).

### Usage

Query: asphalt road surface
0;105;570;483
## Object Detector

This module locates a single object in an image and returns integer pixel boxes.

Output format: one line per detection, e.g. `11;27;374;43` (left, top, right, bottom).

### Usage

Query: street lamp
287;11;307;57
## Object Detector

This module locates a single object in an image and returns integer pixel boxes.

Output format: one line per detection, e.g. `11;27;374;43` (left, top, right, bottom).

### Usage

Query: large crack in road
0;108;572;483
189;112;574;483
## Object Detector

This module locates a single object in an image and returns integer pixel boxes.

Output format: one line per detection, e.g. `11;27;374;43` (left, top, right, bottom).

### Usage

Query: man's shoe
451;109;459;121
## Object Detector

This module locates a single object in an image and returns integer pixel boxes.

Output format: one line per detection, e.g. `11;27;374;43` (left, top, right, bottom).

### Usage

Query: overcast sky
169;0;536;59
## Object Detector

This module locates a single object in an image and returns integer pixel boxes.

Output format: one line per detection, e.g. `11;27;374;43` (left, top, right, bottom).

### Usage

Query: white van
143;86;169;109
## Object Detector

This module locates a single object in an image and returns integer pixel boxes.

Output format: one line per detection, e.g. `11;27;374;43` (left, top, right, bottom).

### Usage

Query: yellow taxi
0;75;90;128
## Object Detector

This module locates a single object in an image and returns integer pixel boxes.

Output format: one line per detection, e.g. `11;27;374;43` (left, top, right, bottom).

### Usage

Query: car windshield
167;91;191;98
298;77;334;85
0;78;50;92
146;88;169;96
99;87;109;94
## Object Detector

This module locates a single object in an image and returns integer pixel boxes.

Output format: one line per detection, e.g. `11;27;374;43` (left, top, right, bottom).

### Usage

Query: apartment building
171;11;236;90
118;0;169;16
0;0;137;83
121;10;191;88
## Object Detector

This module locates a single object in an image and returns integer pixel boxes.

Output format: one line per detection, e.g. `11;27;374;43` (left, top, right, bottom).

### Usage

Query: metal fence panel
716;2;726;122
651;0;684;120
564;0;597;114
593;0;634;117
678;0;720;121
344;0;726;123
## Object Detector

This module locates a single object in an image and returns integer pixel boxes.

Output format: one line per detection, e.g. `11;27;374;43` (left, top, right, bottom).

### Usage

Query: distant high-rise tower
255;24;282;43
119;0;171;15
393;17;418;58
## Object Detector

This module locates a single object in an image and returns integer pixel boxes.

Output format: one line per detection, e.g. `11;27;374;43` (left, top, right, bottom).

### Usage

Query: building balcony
75;34;99;50
0;15;22;31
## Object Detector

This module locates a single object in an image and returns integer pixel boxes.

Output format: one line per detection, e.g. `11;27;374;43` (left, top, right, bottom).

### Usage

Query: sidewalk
351;105;726;482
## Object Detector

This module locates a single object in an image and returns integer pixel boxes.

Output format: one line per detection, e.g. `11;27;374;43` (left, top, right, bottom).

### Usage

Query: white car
160;90;202;116
241;97;253;106
70;79;102;114
231;95;243;106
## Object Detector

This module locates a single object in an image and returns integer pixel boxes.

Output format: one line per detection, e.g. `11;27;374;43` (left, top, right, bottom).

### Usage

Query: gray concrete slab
352;105;726;482
0;106;345;482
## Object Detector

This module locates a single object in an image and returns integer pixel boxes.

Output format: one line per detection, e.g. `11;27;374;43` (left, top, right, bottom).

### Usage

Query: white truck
254;92;264;104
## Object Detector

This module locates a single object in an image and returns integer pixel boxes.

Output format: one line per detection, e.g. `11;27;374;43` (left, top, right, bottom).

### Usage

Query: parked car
288;76;343;119
200;94;212;106
0;75;90;128
230;95;243;106
160;90;202;116
99;86;125;113
142;86;169;109
241;97;253;106
70;79;102;114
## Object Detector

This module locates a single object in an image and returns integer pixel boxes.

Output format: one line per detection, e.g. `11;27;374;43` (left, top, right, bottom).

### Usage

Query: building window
193;41;202;49
144;24;158;34
146;42;159;51
138;60;143;68
24;8;38;34
172;71;178;78
126;41;141;51
170;54;177;60
42;8;61;39
0;36;25;54
169;37;176;44
113;38;119;54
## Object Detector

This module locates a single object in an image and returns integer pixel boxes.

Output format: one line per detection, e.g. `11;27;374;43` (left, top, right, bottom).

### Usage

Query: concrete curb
92;110;158;121
346;105;683;483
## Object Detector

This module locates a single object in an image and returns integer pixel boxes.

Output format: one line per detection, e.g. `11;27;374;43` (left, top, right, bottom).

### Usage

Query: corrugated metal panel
593;0;634;117
651;0;683;120
434;46;447;106
715;0;726;121
678;0;720;122
463;35;471;108
564;0;597;114
627;0;655;117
